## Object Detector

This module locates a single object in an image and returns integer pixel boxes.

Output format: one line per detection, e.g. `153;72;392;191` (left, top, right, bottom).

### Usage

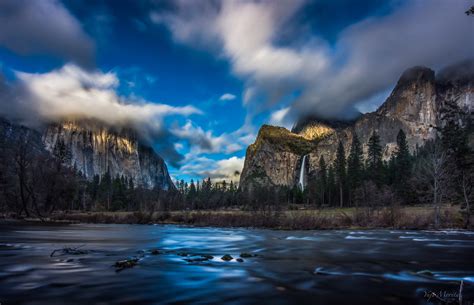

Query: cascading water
298;155;307;190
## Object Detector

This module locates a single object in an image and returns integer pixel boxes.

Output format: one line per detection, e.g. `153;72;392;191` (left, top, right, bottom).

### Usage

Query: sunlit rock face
42;120;174;190
239;125;318;189
240;63;473;190
297;124;335;141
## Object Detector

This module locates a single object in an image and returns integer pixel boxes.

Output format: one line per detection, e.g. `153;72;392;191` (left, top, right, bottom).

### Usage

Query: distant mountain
0;118;174;190
43;120;174;190
240;63;473;190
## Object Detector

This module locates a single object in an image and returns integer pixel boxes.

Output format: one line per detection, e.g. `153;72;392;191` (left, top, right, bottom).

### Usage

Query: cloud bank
0;1;249;179
151;0;473;124
15;65;200;127
0;64;205;166
0;0;95;67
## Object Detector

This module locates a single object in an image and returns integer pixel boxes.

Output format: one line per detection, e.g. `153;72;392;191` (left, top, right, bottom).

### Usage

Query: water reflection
0;224;472;304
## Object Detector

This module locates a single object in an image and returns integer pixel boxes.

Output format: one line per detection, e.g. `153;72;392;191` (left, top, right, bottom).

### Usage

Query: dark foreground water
0;224;473;305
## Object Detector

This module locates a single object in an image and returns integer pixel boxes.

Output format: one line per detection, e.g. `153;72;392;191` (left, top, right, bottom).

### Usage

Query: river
0;223;473;304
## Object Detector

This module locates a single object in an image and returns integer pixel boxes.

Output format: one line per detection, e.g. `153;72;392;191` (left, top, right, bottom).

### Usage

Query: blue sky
0;0;472;183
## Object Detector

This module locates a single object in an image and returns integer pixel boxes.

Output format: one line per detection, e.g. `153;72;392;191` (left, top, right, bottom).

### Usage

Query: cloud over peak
0;64;205;166
152;0;473;124
14;64;201;127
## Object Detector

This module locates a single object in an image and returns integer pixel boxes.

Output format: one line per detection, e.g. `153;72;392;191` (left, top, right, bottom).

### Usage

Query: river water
0;223;473;305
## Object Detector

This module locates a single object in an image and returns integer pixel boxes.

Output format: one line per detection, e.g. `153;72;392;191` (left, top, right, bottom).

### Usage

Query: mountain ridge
239;64;473;191
0;117;174;190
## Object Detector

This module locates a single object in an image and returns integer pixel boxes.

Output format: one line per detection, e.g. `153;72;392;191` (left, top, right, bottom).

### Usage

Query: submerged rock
114;257;139;271
182;254;214;263
50;246;89;257
221;254;233;261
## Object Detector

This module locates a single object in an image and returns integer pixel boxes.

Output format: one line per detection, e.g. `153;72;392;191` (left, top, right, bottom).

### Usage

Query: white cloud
170;120;243;155
180;155;244;182
219;93;236;101
269;107;291;129
152;0;473;123
15;64;201;128
0;64;205;166
1;63;251;164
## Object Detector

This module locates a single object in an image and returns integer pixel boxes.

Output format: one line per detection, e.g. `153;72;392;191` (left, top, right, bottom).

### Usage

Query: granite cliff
240;63;473;190
42;120;174;190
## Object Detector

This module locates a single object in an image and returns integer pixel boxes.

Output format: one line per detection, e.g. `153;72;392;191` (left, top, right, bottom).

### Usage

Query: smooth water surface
0;223;473;304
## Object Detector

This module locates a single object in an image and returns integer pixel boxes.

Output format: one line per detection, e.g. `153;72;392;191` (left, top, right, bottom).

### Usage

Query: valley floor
3;204;472;230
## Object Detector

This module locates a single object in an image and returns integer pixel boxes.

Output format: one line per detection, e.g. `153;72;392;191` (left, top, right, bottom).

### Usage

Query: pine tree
327;165;336;206
387;154;397;185
111;174;125;210
347;133;363;202
335;141;346;207
99;171;112;210
52;138;72;171
367;131;383;185
88;174;100;203
318;156;327;206
394;129;411;188
205;177;212;192
127;177;135;210
187;179;197;204
179;179;185;194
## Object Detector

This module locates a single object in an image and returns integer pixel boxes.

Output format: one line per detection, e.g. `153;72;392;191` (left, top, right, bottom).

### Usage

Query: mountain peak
398;66;435;86
376;66;437;118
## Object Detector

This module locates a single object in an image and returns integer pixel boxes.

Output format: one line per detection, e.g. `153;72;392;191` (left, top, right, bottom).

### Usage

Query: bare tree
13;134;34;217
460;167;473;227
416;141;448;228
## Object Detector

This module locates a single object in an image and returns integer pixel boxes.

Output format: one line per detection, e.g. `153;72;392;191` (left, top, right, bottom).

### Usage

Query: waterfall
298;155;307;190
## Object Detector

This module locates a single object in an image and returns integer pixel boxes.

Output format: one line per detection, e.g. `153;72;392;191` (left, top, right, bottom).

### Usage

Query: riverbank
3;204;471;230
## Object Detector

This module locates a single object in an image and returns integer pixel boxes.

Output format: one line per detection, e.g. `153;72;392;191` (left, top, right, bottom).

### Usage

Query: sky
0;0;472;183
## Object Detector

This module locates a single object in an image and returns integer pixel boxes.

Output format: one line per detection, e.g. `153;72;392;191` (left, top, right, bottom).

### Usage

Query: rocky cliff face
42;120;174;190
240;63;473;190
239;125;318;188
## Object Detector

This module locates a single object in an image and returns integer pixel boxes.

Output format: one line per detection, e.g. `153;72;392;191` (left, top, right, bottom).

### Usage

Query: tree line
0;99;472;225
305;129;413;209
300;101;472;226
